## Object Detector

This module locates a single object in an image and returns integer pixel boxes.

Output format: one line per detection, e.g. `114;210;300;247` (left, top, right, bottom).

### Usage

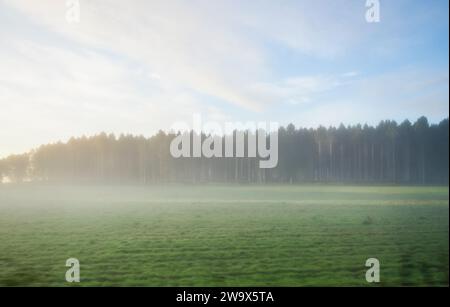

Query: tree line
0;116;448;185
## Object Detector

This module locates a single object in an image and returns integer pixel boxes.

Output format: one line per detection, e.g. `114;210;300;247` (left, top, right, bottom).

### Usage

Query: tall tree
0;117;448;185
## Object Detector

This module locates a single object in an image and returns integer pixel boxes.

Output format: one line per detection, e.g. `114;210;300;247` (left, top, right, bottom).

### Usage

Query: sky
0;0;448;158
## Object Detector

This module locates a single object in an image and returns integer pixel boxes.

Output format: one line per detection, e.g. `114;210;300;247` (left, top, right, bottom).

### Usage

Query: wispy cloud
0;0;384;111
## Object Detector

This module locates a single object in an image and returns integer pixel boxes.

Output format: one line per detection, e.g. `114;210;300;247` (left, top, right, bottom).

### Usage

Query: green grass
0;184;448;286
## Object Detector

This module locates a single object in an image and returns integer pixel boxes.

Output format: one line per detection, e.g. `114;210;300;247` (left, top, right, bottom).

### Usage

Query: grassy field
0;184;448;286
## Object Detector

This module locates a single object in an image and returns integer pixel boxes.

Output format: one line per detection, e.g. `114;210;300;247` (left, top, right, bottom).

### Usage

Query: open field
0;185;448;286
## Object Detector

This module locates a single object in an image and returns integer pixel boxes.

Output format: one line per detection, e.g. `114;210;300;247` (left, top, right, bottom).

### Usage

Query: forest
0;116;448;185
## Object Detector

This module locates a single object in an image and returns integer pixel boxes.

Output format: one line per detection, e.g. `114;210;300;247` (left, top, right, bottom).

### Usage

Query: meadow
0;184;448;286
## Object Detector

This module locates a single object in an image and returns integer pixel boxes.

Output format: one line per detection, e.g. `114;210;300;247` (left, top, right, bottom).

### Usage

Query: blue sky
0;0;448;157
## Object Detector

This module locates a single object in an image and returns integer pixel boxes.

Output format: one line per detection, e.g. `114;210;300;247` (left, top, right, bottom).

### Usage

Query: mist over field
0;0;448;289
0;185;448;286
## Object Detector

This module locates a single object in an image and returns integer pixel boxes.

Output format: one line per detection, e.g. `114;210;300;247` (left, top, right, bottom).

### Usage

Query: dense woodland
0;116;448;185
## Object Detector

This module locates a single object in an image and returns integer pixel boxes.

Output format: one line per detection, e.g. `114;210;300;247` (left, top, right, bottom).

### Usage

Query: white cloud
341;71;359;78
275;69;449;128
1;0;371;112
248;74;350;106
